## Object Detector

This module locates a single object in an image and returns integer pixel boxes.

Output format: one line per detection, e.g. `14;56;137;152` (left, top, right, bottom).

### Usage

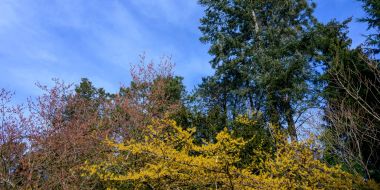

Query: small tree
0;89;26;189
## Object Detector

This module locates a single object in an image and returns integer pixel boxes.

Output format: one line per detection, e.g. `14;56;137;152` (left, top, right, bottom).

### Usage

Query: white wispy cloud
0;0;211;101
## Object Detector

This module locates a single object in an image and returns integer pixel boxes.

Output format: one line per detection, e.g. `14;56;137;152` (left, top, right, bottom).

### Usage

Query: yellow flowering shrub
235;114;258;126
256;127;368;189
81;118;378;189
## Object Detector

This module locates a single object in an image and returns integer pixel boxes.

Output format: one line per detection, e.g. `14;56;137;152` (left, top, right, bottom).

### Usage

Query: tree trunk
284;100;297;141
267;91;281;128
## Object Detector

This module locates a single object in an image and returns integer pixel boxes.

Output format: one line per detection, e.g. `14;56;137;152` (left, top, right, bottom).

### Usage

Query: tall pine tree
198;0;318;141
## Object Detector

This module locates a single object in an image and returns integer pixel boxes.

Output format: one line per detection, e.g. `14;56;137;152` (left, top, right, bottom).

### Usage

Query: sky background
0;0;371;103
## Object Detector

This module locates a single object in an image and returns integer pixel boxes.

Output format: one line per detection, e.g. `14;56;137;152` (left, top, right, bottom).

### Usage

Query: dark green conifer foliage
197;0;318;141
358;0;380;55
313;19;380;181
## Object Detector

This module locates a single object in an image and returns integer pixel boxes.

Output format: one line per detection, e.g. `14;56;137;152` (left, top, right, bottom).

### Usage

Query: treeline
0;0;379;189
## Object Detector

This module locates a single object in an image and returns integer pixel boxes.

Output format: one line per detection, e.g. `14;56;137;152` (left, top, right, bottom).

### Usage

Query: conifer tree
358;0;380;55
198;0;318;141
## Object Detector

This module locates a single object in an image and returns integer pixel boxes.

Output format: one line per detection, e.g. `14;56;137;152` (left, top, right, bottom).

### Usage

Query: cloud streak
0;0;211;102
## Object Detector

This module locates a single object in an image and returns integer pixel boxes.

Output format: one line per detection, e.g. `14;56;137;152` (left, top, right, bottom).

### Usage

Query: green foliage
358;0;380;54
197;0;319;141
311;18;380;182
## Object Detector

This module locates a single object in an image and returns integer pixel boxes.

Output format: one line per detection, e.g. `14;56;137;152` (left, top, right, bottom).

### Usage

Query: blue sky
0;0;370;103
